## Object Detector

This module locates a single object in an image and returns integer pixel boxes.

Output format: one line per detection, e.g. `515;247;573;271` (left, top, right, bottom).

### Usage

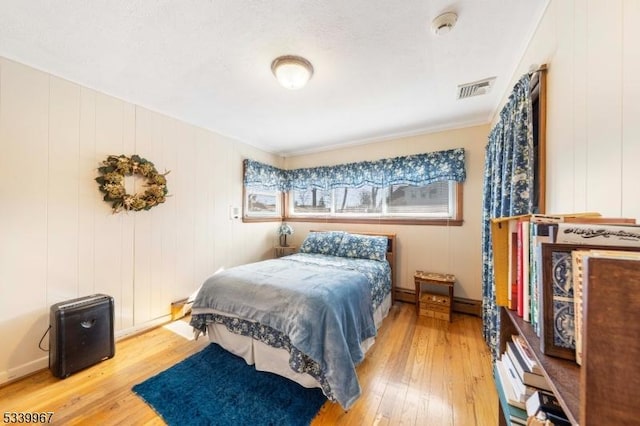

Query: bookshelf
498;308;579;425
497;255;640;426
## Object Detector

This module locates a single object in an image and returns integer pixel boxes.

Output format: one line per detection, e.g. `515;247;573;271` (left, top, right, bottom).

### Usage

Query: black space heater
49;294;115;378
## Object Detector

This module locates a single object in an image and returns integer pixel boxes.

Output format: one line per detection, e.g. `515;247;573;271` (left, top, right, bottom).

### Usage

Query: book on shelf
496;358;526;409
562;216;636;224
505;341;551;392
508;220;519;310
526;389;571;426
516;220;524;316
556;222;640;247
511;334;543;376
494;361;528;419
526;390;567;419
491;214;530;308
502;352;538;403
571;250;589;366
572;249;640;365
528;222;557;334
516;220;531;321
501;353;525;402
543;412;572;426
510;417;527;426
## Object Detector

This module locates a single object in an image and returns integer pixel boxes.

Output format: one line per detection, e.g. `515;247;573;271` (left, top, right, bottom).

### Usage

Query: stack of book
526;390;570;426
494;334;552;425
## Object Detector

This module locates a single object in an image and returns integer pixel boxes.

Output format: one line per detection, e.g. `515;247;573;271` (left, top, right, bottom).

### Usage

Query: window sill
242;217;283;223
284;217;463;226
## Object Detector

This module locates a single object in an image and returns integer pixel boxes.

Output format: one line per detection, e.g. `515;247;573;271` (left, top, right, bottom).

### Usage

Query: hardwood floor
0;303;498;425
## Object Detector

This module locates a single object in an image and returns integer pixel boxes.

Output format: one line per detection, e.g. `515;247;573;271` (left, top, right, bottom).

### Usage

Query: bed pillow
299;231;346;256
336;233;388;261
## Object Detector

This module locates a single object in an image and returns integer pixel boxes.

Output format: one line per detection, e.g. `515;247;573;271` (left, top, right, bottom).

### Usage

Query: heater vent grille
457;77;496;99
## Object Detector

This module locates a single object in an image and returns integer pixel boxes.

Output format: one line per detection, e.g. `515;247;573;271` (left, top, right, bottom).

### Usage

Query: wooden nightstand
274;246;298;258
414;271;455;322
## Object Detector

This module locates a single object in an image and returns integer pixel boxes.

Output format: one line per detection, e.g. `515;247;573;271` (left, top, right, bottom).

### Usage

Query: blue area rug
132;343;327;426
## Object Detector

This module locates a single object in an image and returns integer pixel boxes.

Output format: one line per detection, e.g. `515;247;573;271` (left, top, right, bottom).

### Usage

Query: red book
516;220;524;317
509;231;518;310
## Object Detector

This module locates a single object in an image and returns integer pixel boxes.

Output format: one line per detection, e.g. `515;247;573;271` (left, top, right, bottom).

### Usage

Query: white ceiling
0;1;548;156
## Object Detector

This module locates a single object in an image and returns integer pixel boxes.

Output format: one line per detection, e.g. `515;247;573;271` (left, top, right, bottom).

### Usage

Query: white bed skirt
203;293;392;389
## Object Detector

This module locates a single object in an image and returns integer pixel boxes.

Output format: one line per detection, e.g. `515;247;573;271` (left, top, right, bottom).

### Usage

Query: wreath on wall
95;154;169;213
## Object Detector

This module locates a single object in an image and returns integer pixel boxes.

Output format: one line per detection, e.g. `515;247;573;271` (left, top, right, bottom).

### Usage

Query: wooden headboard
309;230;397;302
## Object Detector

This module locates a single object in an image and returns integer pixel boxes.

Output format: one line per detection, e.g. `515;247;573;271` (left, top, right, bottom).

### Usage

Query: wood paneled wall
498;0;640;220
0;57;281;384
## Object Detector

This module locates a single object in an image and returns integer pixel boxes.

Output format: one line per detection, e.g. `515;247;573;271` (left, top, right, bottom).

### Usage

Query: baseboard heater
49;294;115;378
395;288;482;317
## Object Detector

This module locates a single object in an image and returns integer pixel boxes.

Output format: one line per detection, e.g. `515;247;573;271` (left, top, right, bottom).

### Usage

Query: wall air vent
457;77;496;99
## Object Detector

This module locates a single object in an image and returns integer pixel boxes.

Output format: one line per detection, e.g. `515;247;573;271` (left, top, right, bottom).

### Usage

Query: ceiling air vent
457;77;496;99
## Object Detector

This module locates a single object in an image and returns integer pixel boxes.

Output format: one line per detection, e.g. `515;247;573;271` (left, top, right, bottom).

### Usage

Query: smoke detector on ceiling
431;12;458;36
457;77;497;99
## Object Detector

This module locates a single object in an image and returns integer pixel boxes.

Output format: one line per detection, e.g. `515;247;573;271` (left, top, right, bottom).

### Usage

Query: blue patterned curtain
481;74;535;357
244;148;466;191
243;159;289;191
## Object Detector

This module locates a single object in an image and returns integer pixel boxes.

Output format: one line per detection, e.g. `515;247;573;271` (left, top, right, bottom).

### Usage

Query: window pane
334;186;383;214
387;182;451;215
245;187;280;216
285;182;459;220
291;188;332;214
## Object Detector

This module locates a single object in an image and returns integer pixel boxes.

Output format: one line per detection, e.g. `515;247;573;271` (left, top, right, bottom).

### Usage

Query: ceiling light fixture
271;55;314;90
431;12;458;36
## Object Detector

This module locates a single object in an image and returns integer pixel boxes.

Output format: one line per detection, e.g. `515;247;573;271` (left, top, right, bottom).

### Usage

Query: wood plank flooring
0;303;498;425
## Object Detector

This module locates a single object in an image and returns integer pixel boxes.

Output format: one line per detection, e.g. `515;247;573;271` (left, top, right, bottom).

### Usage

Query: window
244;186;281;219
290;188;332;214
530;65;547;214
335;186;383;214
387;181;452;216
243;148;465;225
288;181;458;221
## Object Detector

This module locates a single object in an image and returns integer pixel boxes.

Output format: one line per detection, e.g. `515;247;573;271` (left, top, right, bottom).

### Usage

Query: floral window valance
243;148;466;191
243;159;289;190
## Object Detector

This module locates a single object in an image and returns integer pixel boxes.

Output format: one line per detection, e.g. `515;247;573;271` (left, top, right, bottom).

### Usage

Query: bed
189;230;396;409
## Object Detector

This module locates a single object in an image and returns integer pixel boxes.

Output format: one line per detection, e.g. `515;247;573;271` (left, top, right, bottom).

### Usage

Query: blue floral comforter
190;253;391;409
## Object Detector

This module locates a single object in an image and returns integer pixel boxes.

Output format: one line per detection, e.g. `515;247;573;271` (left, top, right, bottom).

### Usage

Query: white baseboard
0;314;173;386
0;356;48;385
115;315;172;340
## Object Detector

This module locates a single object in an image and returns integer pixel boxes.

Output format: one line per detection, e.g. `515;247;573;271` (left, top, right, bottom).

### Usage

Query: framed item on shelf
540;243;640;360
